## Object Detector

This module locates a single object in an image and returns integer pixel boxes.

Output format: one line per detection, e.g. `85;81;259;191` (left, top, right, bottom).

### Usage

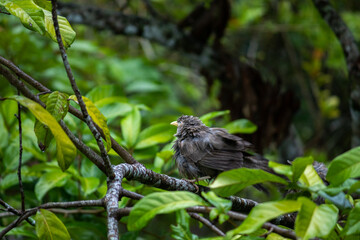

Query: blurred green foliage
1;0;360;239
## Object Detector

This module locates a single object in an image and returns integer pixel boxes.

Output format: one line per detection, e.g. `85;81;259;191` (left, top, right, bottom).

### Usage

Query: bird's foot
181;176;211;193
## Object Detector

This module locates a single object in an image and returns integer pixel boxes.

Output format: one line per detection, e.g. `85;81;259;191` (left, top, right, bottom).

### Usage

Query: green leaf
33;0;51;11
80;177;100;196
35;91;69;151
292;156;314;183
266;233;291;240
199;110;230;125
121;107;141;149
348;180;360;195
231;200;301;235
268;161;293;179
171;209;198;240
35;170;70;200
171;224;198;240
6;225;38;239
210;168;288;196
133;145;158;160
0;0;76;48
69;95;112;151
127;191;207;231
35;209;71;240
341;203;360;236
99;101;132;119
317;190;352;210
0;0;45;33
327;146;360;185
295;197;338;240
86;85;118;103
224;119;258;134
4;96;76;171
299;164;326;190
135;123;175;149
201;191;232;213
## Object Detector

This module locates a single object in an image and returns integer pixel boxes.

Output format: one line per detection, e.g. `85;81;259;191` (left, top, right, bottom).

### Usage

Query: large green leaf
4;96;76;171
224;119;258;134
34;91;69;151
121;107;141;149
327;146;360;185
127;191;207;231
341;202;360;236
0;0;45;33
135;123;175;149
291;156;314;183
69;95;112;151
231;200;301;235
35;209;71;240
299;164;326;191
295;197;338;240
268;161;293;179
0;0;76;48
35;170;70;200
210;168;288;196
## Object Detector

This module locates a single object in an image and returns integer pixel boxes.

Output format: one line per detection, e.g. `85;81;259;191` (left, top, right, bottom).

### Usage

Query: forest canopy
0;0;360;239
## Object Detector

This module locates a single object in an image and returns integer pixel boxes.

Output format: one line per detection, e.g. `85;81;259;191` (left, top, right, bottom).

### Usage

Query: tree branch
15;90;25;213
0;199;35;226
51;0;115;179
188;212;225;237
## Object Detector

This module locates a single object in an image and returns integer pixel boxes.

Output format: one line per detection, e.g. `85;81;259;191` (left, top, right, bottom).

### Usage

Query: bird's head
171;115;208;138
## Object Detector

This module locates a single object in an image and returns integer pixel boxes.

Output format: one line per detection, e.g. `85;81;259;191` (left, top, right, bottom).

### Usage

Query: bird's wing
179;128;251;172
210;128;252;150
178;137;210;163
198;149;244;171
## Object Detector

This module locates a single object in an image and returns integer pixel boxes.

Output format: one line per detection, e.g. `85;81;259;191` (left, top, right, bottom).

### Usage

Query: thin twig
188;212;225;236
48;208;105;215
50;0;115;179
15;89;25;213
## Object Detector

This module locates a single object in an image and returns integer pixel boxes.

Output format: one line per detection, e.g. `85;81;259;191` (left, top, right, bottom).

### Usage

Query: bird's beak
170;121;178;126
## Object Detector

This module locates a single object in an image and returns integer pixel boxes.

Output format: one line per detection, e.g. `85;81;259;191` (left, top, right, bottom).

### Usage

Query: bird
171;115;271;181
